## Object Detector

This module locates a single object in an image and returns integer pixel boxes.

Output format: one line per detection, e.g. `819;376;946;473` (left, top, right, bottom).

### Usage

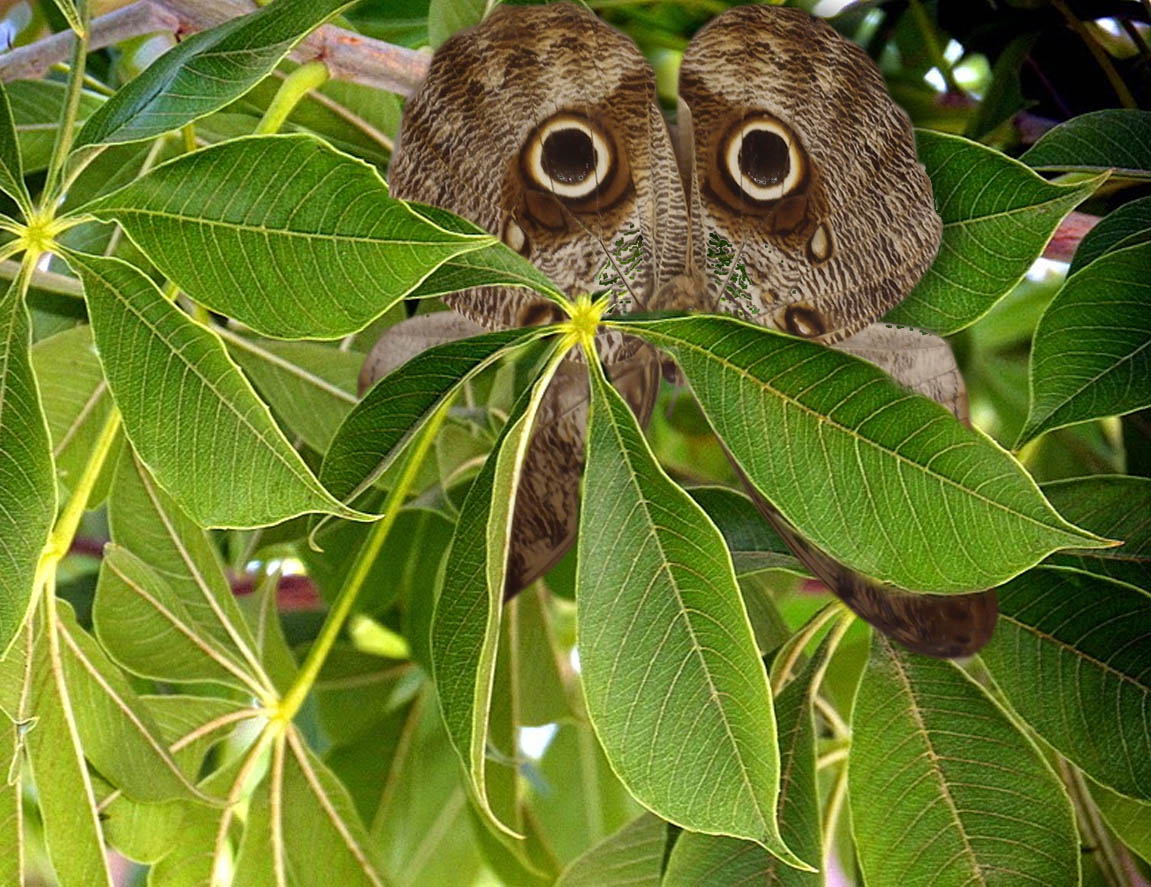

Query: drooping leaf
1018;242;1151;445
1070;195;1151;274
432;344;565;834
227;335;361;453
556;814;668;887
29;325;114;495
25;615;114;887
82;135;500;339
54;607;205;804
65;250;364;527
94;449;270;694
0;278;55;656
74;0;354;148
428;0;487;47
616;315;1106;592
1042;475;1151;589
577;348;804;865
980;566;1151;800
319;326;553;508
0;80;31;213
687;485;802;576
663;628;834;886
850;633;1079;886
885;130;1103;334
1022;110;1151;180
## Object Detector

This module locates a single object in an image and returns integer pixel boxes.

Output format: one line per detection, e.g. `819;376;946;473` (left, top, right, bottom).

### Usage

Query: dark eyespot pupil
541;128;596;184
738;129;789;187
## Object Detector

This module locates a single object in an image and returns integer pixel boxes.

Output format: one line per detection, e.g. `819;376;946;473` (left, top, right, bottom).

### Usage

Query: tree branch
0;0;431;96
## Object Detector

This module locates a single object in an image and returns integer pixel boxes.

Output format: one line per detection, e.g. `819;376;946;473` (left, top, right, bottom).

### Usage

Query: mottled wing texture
676;5;942;342
386;3;678;590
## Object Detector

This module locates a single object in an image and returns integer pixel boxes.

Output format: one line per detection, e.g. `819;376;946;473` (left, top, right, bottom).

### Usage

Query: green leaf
65;250;364;527
74;0;353;149
577;348;804;865
82;135;498;339
0;81;31;213
687;485;802;576
0;278;55;656
1022;110;1151;180
850;633;1079;887
94;449;270;694
428;0;486;47
1088;779;1151;865
884;130;1103;334
431;343;565;834
616;315;1106;592
1070;195;1151;274
1018;242;1151;445
1042;475;1151;589
54;607;205;804
227;335;361;453
556;814;668;887
663;629;834;886
26;618;114;887
980;566;1151;800
29;325;114;495
319;326;552;508
0;709;20;887
5;81;103;173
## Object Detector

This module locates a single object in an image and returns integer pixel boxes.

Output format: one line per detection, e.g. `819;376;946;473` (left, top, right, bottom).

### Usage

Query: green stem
256;61;330;135
42;0;92;206
276;399;452;724
1052;0;1137;109
770;601;848;695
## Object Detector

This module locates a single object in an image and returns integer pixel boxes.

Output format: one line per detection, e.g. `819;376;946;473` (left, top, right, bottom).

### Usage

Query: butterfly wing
675;5;941;341
385;2;680;590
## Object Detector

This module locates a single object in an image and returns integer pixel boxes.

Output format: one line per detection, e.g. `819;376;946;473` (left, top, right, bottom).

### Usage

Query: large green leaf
26;619;114;887
687;485;801;576
0;705;19;886
65;250;363;527
556;814;667;887
980;566;1151;800
1022;110;1151;180
0;278;55;656
616;315;1106;592
4;81;104;173
1070;195;1151;274
1018;242;1151;445
432;344;565;834
885;130;1102;334
319;326;552;507
1089;779;1151;865
1042;476;1151;589
0;81;30;213
74;0;352;149
850;633;1079;886
663;629;833;886
82;135;499;339
577;349;804;865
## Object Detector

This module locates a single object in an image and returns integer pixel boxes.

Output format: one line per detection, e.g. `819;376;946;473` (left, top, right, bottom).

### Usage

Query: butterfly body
379;2;997;657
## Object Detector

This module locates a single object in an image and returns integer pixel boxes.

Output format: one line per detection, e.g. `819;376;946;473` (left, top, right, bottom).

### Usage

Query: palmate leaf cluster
0;1;1149;885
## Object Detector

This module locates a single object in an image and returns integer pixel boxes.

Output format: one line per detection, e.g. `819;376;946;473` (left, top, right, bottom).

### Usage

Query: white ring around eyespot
526;116;611;199
725;118;803;202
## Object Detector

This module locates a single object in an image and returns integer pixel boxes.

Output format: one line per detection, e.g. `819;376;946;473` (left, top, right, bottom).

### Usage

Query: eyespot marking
522;113;613;200
806;223;832;263
782;304;825;338
720;113;807;204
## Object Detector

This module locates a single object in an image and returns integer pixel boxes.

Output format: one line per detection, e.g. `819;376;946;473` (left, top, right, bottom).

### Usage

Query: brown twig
0;0;431;96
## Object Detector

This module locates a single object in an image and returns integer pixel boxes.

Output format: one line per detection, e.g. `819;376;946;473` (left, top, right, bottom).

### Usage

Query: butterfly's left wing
383;2;681;591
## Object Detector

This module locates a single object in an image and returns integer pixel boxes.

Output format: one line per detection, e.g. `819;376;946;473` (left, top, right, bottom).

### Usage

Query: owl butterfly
369;2;997;658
